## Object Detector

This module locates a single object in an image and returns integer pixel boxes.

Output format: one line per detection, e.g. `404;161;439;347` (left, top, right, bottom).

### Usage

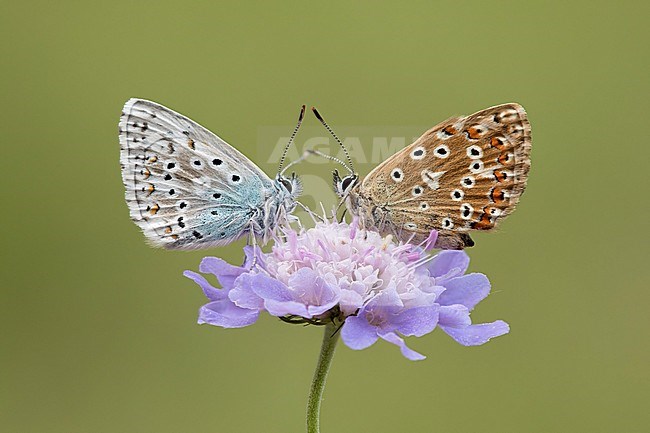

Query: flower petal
264;299;309;317
198;299;259;328
366;286;403;309
441;320;510;346
288;268;340;314
339;289;364;316
250;273;294;302
341;314;379;350
245;274;310;316
390;305;439;337
379;332;426;361
199;257;247;289
438;304;471;328
307;300;339;317
436;273;490;310
228;273;265;310
184;270;225;301
427;250;470;282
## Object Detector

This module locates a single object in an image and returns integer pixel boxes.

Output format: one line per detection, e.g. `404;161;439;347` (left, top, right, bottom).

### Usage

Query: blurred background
2;1;648;432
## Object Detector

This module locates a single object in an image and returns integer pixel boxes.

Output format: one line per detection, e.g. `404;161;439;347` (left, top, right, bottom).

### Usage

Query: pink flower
185;219;509;360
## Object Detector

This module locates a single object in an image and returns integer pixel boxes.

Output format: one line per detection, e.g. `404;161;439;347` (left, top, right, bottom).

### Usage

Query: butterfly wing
357;103;531;246
119;98;275;249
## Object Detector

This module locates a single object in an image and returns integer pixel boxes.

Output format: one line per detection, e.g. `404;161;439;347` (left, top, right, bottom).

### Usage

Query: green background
2;1;648;432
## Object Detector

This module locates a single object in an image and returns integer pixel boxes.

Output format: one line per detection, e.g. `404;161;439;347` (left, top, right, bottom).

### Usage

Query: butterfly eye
341;176;356;192
279;177;293;193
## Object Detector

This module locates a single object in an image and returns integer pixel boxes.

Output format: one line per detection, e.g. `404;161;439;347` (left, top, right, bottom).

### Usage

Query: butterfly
119;98;305;249
311;104;531;250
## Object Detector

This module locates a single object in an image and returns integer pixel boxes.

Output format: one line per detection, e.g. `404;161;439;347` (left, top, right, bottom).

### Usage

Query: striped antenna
277;105;306;176
304;149;353;174
311;107;355;174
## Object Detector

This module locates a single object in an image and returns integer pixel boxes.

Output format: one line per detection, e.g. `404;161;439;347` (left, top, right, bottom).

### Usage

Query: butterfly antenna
303;149;353;174
277;105;306;176
311;107;355;174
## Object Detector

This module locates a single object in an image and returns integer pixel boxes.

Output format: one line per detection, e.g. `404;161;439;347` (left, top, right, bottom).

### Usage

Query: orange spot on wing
150;203;160;215
471;213;494;230
494;170;508;182
165;226;172;234
188;139;195;150
467;126;484;139
484;206;501;217
490;136;507;150
442;125;458;135
490;187;507;205
498;153;514;166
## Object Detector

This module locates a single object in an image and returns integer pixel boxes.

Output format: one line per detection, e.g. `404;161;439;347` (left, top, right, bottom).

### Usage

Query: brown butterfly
311;104;531;249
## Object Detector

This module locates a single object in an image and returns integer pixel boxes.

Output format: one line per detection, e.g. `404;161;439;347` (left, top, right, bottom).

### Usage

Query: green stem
306;321;340;433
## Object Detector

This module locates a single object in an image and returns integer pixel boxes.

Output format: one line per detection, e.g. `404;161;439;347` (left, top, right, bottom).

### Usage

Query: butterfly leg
246;222;260;269
296;201;326;223
338;208;347;223
330;319;345;337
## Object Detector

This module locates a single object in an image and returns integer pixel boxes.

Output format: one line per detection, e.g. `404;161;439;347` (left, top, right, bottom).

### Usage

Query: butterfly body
334;103;531;249
119;99;301;250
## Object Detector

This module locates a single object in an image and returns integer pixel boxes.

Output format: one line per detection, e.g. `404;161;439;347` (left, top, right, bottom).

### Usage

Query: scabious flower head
184;219;509;360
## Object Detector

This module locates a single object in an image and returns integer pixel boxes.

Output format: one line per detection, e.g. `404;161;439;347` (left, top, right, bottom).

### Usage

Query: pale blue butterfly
119;99;304;249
